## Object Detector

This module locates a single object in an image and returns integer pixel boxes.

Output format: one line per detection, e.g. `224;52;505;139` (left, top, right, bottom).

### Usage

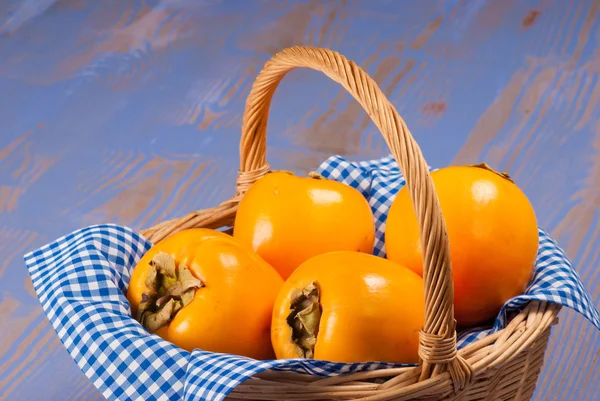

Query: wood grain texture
0;0;598;400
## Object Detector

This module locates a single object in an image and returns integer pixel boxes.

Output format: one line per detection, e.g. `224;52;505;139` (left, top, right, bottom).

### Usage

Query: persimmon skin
271;251;424;364
233;172;375;280
127;228;283;359
385;165;538;327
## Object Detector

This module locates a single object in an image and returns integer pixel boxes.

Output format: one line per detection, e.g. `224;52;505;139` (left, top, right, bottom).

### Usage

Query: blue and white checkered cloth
24;155;600;401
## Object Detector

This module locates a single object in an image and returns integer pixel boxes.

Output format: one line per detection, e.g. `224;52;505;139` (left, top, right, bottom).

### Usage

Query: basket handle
238;46;472;388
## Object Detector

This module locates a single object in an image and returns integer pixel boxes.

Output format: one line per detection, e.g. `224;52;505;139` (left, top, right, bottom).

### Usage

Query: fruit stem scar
136;251;204;332
287;282;321;358
470;162;514;183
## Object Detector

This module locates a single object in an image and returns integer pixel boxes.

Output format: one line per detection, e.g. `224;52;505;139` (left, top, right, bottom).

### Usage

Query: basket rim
25;220;571;401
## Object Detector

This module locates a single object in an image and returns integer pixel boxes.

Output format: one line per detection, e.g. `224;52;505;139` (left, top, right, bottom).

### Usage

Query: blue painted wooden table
1;1;598;400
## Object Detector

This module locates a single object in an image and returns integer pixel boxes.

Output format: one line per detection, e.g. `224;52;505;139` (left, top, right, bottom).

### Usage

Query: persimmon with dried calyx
127;228;283;359
385;163;538;327
234;171;375;280
271;251;424;364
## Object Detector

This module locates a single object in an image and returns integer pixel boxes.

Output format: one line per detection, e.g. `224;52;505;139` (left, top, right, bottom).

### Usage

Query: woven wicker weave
140;46;560;401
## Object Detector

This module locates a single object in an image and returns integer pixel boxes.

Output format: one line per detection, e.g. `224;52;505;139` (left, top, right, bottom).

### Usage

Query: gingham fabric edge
24;224;190;401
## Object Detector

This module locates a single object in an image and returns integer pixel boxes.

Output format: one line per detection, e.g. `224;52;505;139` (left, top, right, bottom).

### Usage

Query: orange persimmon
127;228;283;359
233;171;375;280
271;251;424;364
385;164;538;327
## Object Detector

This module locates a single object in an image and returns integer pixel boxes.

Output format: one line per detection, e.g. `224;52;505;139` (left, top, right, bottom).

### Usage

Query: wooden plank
0;1;598;400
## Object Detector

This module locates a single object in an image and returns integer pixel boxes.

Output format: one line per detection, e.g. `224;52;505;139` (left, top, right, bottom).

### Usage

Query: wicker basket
140;46;560;401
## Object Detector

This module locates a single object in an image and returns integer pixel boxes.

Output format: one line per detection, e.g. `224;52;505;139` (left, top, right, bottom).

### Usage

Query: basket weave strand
141;46;560;400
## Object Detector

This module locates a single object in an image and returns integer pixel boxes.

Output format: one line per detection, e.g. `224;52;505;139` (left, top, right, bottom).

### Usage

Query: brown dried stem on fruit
137;251;203;332
470;162;514;183
286;282;322;358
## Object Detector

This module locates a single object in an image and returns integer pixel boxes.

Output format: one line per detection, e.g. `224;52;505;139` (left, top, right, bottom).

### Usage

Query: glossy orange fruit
385;164;538;327
127;228;283;359
233;171;375;280
271;251;424;364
